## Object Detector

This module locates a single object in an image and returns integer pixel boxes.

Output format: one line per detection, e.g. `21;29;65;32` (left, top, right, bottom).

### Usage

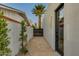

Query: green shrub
19;20;28;54
0;12;11;56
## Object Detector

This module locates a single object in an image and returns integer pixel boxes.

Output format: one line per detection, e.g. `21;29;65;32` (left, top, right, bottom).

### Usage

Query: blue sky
4;3;48;24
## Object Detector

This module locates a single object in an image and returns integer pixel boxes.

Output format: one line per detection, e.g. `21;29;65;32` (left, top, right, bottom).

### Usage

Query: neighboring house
0;4;32;55
43;3;79;56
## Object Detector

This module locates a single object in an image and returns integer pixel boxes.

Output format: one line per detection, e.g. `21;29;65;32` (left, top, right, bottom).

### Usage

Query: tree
19;20;28;54
0;12;11;56
32;4;46;29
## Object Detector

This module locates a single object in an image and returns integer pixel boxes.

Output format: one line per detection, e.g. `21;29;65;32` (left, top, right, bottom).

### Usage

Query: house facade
0;4;33;55
43;3;79;56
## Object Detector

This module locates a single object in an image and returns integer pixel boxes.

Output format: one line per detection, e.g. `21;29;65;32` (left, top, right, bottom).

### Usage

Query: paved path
26;37;53;56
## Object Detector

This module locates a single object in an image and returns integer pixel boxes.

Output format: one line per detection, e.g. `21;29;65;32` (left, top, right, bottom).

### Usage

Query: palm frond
32;4;46;16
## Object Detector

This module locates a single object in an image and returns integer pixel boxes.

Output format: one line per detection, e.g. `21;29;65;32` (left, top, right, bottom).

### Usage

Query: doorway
55;3;64;56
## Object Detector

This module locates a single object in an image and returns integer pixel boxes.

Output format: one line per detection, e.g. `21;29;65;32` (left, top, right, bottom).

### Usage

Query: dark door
55;4;64;56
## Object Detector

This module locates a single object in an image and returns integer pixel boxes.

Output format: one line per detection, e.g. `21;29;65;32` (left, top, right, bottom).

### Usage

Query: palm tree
32;4;46;29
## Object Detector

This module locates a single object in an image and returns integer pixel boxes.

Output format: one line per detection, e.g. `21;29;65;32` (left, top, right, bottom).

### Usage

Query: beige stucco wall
0;7;33;55
0;8;24;55
0;8;24;22
7;21;21;55
43;3;79;56
7;21;33;55
43;3;59;51
64;3;79;56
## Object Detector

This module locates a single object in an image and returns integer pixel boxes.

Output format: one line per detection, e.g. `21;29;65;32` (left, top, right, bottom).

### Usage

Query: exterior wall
0;8;24;55
23;26;33;46
0;8;24;22
27;26;33;42
0;7;33;55
7;20;21;55
43;3;59;50
64;3;79;56
43;3;79;56
7;20;33;56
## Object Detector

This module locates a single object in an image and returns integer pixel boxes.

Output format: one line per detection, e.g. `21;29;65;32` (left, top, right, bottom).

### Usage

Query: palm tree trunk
39;15;41;29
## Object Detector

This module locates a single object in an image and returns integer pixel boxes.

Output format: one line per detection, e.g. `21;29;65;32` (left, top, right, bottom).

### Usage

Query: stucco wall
7;21;33;55
43;3;59;50
0;8;24;22
0;7;33;55
64;3;79;56
0;8;32;55
7;21;21;55
27;26;33;42
43;3;79;56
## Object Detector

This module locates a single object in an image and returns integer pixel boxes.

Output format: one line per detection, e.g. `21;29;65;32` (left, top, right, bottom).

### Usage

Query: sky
4;3;48;24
